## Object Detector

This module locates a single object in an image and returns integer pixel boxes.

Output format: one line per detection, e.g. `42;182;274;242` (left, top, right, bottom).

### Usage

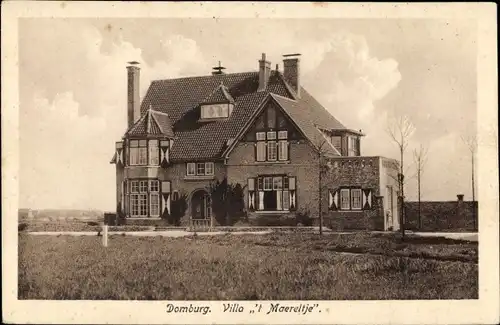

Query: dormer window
348;136;359;157
199;82;235;120
200;103;233;119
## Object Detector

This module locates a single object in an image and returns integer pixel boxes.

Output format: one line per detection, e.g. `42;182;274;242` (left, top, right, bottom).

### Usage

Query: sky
19;18;478;210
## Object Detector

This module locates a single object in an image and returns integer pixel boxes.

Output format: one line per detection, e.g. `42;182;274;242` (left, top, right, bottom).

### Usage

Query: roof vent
212;61;226;75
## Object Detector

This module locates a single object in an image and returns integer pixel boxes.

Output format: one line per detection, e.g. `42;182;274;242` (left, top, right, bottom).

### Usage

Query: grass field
18;232;478;300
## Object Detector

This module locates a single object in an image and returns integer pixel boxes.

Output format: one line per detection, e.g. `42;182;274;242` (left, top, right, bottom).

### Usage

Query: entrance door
191;190;211;220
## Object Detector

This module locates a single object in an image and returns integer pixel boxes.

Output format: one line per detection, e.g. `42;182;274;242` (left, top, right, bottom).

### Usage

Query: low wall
404;195;478;232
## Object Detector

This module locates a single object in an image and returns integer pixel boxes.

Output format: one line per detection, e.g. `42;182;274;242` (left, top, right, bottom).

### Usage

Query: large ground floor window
125;179;161;218
248;175;296;211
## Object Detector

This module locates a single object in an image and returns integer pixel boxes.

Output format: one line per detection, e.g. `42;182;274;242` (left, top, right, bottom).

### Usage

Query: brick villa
110;53;400;230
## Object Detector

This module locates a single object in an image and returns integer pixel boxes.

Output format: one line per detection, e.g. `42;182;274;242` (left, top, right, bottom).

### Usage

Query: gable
243;100;304;142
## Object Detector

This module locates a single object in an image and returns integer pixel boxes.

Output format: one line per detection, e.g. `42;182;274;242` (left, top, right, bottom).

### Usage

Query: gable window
186;162;215;176
255;130;289;162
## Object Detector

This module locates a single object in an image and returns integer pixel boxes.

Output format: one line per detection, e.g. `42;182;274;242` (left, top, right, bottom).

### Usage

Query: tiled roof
136;70;347;160
201;82;235;104
271;93;344;157
126;108;174;137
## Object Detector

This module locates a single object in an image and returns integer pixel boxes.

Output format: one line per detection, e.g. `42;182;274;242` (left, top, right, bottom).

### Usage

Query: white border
2;2;498;324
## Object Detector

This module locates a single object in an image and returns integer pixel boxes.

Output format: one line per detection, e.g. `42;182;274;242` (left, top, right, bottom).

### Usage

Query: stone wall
404;195;478;231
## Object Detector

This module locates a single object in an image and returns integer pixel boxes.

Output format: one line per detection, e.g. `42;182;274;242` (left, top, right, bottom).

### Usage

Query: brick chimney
258;53;271;92
127;62;140;129
283;53;301;98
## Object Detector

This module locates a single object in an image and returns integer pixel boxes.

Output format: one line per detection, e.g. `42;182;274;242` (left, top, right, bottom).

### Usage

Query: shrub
207;177;246;226
295;209;312;226
18;223;28;232
164;193;188;226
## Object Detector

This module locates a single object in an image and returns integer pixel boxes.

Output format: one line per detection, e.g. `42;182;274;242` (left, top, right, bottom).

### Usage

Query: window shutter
328;189;339;211
123;180;129;216
288;176;297;211
161;181;171;215
248;178;255;211
363;189;373;210
115;142;124;166
160;140;170;167
258;191;264;211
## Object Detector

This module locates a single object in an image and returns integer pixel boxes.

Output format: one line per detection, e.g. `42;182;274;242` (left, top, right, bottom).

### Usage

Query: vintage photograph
16;16;481;301
4;3;498;324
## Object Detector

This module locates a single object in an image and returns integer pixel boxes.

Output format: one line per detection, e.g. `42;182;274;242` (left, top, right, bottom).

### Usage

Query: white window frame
263;177;273;191
205;162;214;175
340;189;350;210
256;142;266;162
351;189;362;210
267;141;277;161
278;131;288;140
278;140;288;161
196;162;205;175
148;139;159;166
186;163;196;176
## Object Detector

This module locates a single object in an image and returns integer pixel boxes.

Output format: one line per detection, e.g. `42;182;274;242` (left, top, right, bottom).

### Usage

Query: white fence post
103;224;108;247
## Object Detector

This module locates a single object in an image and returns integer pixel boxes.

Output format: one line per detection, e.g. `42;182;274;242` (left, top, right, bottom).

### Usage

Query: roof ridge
149;110;163;133
151;71;258;83
270;92;296;102
150;109;169;117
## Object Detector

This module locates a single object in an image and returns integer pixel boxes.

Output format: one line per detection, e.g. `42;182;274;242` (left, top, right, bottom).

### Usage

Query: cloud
20;25;207;210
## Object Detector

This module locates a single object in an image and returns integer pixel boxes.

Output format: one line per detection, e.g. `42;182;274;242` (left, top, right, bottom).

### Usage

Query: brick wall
322;156;384;230
226;139;320;222
404;195;478;231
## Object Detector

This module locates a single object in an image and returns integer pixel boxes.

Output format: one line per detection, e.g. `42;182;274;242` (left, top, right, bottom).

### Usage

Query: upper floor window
200;103;233;119
256;130;289;162
348;136;359;157
186;162;215;176
129;139;160;166
331;136;342;153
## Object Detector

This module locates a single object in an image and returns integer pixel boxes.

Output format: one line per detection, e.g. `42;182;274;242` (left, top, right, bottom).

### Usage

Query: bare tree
315;134;341;236
461;135;477;230
413;144;428;229
386;115;416;239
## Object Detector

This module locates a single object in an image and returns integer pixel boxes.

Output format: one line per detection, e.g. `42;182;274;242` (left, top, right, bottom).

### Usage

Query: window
267;141;277;161
196;163;205;175
331;136;342;153
187;163;196;176
255;130;288;162
351;189;362;210
205;162;214;175
186;162;215;176
253;175;295;211
278;141;288;160
339;188;364;210
129;139;159;166
340;189;350;210
201;104;232;119
148;140;159;165
348;136;358;157
128;179;163;218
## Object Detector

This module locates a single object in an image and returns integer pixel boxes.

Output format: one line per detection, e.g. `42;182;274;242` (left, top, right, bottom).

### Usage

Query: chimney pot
457;194;464;202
